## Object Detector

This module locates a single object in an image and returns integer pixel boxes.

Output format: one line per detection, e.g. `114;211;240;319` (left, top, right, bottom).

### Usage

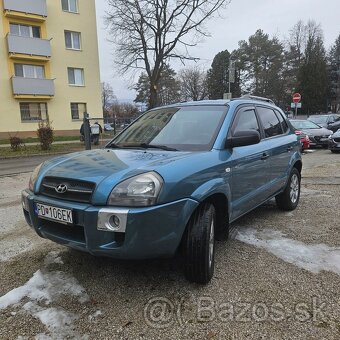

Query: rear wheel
275;168;301;211
184;203;216;284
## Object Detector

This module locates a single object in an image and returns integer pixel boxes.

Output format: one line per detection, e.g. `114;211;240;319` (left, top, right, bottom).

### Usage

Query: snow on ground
0;251;91;339
236;228;340;275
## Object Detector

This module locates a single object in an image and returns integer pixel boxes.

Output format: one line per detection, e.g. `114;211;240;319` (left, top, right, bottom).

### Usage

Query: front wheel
184;203;216;284
275;168;301;211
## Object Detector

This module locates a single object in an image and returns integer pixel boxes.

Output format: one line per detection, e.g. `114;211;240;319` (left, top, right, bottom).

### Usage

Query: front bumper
22;190;199;259
309;136;330;146
328;139;340;151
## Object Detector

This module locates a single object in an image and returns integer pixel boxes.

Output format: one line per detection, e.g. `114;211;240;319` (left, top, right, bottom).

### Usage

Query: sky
95;0;340;102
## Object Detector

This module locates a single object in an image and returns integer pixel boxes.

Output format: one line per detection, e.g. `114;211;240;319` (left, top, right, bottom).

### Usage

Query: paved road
0;155;57;177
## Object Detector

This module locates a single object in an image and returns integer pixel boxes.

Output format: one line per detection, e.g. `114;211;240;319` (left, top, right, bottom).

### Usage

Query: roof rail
236;94;275;105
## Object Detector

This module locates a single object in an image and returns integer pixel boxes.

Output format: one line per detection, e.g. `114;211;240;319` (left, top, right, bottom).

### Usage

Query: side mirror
226;130;261;148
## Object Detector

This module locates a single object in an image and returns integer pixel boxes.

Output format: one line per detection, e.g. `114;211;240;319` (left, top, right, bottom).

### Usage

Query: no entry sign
293;93;301;103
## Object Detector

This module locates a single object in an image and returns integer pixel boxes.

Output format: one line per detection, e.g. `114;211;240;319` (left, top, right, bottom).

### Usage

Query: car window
233;107;260;135
275;110;289;133
308;116;327;124
112;106;227;151
290;120;321;129
257;106;283;138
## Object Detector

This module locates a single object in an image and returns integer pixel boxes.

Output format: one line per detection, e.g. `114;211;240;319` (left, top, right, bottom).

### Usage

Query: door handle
287;146;293;152
261;152;270;160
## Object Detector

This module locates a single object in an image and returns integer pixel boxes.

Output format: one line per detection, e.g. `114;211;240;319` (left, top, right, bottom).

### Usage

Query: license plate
35;203;73;224
320;138;328;142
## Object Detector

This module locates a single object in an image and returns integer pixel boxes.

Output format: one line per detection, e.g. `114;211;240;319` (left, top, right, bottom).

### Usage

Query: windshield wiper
106;143;125;149
122;143;178;151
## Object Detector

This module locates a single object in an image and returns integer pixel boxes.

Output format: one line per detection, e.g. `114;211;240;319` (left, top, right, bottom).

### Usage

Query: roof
156;95;277;110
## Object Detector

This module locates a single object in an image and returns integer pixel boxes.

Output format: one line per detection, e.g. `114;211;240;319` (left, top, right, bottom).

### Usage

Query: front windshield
291;120;321;129
308;116;327;124
109;106;228;151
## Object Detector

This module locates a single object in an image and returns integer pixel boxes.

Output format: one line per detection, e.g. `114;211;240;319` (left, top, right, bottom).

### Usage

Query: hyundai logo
55;184;68;194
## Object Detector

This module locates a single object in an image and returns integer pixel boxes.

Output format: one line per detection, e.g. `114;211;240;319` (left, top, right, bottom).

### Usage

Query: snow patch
236;228;340;275
44;251;64;266
89;310;102;321
0;252;89;339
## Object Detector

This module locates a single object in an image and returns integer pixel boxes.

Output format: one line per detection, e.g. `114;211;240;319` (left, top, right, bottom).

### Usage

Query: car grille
333;137;340;143
39;219;86;246
40;177;95;203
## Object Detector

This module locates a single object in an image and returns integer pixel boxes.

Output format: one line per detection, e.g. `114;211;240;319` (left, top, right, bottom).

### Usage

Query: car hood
301;127;333;136
36;148;207;204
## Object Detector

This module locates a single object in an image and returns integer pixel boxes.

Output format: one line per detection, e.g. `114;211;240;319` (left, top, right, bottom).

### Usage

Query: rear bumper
22;190;199;259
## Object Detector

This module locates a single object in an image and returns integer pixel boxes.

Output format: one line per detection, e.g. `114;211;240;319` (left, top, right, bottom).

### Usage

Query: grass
0;143;85;158
0;133;114;145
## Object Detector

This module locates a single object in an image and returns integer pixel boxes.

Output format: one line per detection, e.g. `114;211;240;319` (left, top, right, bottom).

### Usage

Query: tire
275;168;301;211
331;150;339;153
184;203;216;284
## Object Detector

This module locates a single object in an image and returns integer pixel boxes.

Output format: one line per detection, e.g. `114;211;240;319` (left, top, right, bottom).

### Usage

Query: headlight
29;163;43;191
108;172;163;207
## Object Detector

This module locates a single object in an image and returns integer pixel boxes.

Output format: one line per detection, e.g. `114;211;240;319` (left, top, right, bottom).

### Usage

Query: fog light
97;208;128;233
109;215;120;229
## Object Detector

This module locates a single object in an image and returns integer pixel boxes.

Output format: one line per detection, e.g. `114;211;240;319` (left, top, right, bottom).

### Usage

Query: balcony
12;77;55;97
7;34;52;60
3;0;47;21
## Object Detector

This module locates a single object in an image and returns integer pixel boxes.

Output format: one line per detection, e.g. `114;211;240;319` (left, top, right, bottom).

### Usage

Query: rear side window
275;110;289;133
257;107;283;138
233;107;260;134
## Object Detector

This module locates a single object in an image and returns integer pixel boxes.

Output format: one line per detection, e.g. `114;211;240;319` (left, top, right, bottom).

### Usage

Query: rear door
256;106;296;195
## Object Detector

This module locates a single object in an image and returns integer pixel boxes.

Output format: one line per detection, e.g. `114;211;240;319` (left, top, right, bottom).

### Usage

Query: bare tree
110;102;139;118
179;67;208;101
105;0;230;109
102;82;116;117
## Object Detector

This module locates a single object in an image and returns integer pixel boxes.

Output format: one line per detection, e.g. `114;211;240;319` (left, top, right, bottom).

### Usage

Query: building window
14;64;45;79
62;0;78;13
71;103;87;120
65;31;81;50
68;68;84;86
10;23;40;38
20;103;48;122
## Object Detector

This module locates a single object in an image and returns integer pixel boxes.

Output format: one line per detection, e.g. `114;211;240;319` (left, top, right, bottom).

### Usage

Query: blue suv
22;96;302;284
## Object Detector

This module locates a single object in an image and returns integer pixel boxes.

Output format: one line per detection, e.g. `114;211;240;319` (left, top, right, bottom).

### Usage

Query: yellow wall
0;0;102;137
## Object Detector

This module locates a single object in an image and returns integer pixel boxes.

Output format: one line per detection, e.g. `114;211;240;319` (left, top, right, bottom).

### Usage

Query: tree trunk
148;83;158;109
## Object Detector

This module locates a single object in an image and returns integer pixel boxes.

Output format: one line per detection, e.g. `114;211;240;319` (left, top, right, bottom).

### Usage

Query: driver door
228;106;270;221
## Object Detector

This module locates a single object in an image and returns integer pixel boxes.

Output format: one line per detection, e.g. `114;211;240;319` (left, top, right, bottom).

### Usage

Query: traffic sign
291;103;302;109
293;93;301;103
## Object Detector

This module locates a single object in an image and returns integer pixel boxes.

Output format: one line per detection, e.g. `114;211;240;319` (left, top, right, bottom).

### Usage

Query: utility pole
83;112;91;150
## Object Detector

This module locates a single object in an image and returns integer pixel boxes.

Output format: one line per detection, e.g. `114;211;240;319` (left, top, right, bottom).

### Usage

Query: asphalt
0;155;57;177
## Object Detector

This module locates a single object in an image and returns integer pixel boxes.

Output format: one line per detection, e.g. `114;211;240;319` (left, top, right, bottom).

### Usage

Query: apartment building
0;0;102;138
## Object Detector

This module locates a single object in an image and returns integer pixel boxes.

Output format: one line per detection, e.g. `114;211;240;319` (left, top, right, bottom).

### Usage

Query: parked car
290;119;333;148
294;130;310;151
307;114;340;132
22;96;302;284
328;129;340;153
104;123;114;131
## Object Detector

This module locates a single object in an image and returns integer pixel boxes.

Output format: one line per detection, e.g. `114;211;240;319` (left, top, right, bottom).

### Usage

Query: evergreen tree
206;50;241;99
134;65;181;108
296;21;328;113
328;34;340;112
236;30;285;105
